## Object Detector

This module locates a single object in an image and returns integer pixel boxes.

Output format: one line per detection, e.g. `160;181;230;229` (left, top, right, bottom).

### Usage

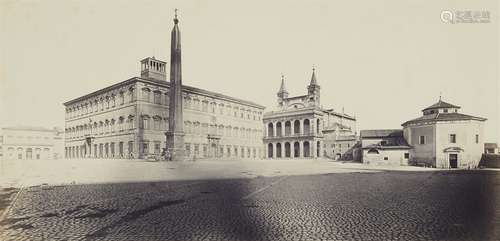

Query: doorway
449;154;458;168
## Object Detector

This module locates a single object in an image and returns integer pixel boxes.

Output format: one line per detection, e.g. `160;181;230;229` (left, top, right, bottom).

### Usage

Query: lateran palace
63;14;265;160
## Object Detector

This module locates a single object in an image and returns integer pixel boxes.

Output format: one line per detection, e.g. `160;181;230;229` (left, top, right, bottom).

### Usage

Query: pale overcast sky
0;0;498;142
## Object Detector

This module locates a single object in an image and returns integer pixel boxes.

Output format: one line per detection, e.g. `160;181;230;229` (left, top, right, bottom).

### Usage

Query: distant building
263;72;357;159
360;129;410;165
484;143;498;154
63;14;265;160
0;126;64;160
402;99;487;168
322;122;359;160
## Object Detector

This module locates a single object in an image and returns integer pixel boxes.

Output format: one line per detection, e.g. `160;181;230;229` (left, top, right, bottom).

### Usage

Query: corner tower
277;74;289;107
166;9;185;161
307;67;320;107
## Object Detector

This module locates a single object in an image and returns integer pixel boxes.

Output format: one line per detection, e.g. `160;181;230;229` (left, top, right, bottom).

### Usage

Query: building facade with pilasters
64;57;265;160
263;71;357;159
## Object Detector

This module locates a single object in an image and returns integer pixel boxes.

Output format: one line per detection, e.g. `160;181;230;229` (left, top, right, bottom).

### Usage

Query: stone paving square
0;158;499;241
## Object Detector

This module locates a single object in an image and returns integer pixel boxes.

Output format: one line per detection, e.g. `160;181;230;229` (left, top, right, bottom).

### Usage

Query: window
202;101;208;112
119;92;125;105
384;157;388;160
404;153;409;159
128;141;134;154
475;134;479;144
154;141;161;154
419;136;425;145
449;134;456;144
154;91;161;104
443;109;448;113
142;141;149;154
194;144;199;155
142;88;150;102
380;141;387;146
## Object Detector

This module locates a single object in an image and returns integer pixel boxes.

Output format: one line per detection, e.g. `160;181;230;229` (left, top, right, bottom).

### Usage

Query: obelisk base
165;131;185;161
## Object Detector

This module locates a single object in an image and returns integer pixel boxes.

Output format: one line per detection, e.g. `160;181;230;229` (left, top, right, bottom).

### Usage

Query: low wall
479;154;500;168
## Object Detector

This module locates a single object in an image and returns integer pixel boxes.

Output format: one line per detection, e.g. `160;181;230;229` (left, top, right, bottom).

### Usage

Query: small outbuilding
360;129;411;166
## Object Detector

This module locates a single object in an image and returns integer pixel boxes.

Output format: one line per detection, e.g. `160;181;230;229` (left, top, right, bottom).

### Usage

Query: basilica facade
64;15;265;160
263;71;357;159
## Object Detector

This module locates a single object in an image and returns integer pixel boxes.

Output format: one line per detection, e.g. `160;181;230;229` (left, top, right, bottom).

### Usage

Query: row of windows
66;88;136;119
183;122;261;139
66;115;141;139
267;119;321;137
418;134;480;145
66;141;136;159
184;144;262;158
67;86;263;122
183;96;262;121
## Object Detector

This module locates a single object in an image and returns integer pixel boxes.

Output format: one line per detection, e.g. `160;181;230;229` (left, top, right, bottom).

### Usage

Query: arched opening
303;141;310;157
303;119;310;135
294;120;300;135
268;123;274;137
276;143;282;158
317;119;320;134
367;149;379;154
285;121;291;136
336;153;341;160
285;142;291;157
317;141;320;157
268;143;273;158
276;122;282;137
294;142;300;157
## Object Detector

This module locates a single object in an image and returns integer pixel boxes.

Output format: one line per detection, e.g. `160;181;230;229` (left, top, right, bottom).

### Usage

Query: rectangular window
154;141;160;154
475;134;479;144
128;141;134;154
142;142;149;154
154;92;161;104
384;157;388;160
419;136;425;145
449;134;456;143
185;144;191;156
404;153;409;159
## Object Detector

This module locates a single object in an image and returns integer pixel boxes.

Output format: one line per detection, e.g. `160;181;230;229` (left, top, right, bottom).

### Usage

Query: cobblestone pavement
0;170;499;241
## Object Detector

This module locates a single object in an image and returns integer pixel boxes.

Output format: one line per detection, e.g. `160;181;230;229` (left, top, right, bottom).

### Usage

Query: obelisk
166;9;185;161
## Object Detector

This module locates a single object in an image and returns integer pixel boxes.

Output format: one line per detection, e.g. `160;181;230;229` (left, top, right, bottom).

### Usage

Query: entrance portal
449;154;458;168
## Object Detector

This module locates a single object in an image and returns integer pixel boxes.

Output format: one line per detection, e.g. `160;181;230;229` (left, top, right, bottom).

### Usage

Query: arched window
294;120;300;134
268;143;273;158
268;123;274;137
285;121;291;136
303;119;310;135
276;122;282;136
316;119;320;134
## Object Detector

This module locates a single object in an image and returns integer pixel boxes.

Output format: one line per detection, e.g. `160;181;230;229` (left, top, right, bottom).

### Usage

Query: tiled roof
422;100;460;111
402;113;487;126
360;129;403;138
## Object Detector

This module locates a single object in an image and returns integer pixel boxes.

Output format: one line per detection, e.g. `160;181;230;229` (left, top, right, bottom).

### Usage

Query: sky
0;0;498;143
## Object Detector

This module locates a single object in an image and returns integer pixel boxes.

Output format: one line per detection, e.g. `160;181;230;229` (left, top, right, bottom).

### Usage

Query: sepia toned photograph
0;0;498;240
